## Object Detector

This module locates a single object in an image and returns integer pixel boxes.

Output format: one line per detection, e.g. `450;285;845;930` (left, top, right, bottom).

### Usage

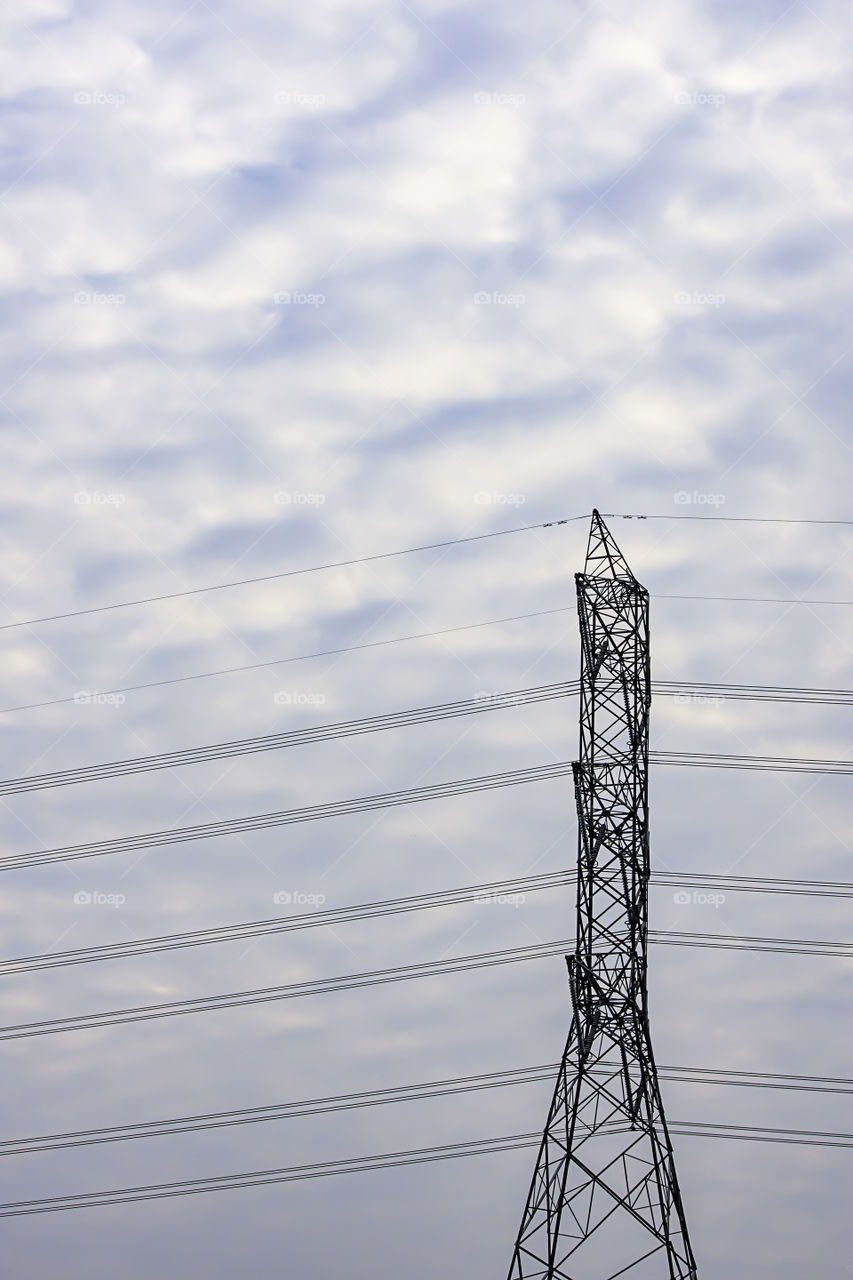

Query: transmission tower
506;510;698;1280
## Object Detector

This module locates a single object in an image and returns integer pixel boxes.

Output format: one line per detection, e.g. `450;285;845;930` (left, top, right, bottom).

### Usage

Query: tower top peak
584;509;636;580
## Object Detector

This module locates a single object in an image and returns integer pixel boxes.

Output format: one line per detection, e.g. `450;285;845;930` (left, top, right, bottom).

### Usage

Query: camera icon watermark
673;491;726;507
273;691;326;707
674;90;725;108
473;491;526;507
273;291;325;307
273;491;326;506
474;691;525;706
73;691;126;707
673;890;725;908
73;491;126;506
473;91;526;107
73;90;126;107
474;891;526;907
273;91;326;108
73;890;127;907
273;890;327;907
74;291;125;306
674;290;726;308
473;290;525;308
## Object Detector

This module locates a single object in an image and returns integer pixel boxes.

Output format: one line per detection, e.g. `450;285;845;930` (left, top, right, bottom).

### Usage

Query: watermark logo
73;691;126;707
73;890;127;907
673;491;725;507
273;91;326;108
74;491;126;506
474;290;525;308
474;691;525;706
674;290;726;308
73;90;126;107
74;291;125;306
673;889;725;908
474;491;526;507
474;891;526;907
273;491;326;506
473;91;525;107
674;90;725;108
673;692;726;707
273;291;325;307
273;691;326;707
273;890;327;907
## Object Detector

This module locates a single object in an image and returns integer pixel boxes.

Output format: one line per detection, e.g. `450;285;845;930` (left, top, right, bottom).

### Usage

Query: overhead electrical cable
651;749;853;776
0;683;578;795
0;516;588;634
4;507;852;639
7;678;853;795
0;607;578;718
0;1120;850;1217
0;762;577;873
0;929;848;1044
6;747;853;876
2;869;851;977
2;1061;850;1159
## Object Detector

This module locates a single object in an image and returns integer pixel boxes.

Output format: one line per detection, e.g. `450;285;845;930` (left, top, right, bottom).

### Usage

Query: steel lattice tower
506;510;698;1280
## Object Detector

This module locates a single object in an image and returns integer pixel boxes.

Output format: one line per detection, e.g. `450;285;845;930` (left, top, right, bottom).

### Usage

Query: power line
0;1120;849;1217
655;679;853;706
650;930;853;959
0;761;577;873
0;928;848;1044
0;1132;544;1217
5;507;851;640
9;676;853;795
651;749;853;776
0;516;587;634
0;606;577;718
0;1065;558;1157
8;745;853;876
606;514;853;527
0;939;574;1041
0;872;572;975
4;868;852;977
654;594;853;606
0;683;578;795
2;1060;850;1159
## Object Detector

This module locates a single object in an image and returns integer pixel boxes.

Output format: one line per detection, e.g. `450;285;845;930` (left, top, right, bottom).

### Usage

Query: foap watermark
673;692;726;708
73;890;127;907
74;290;125;307
674;290;726;308
73;90;126;107
273;90;326;108
73;690;126;707
473;91;526;107
674;491;726;507
474;891;526;907
274;290;325;307
273;890;327;907
273;490;326;506
74;491;126;506
474;491;526;507
474;690;525;706
674;90;725;108
673;890;725;908
273;690;326;707
474;290;525;308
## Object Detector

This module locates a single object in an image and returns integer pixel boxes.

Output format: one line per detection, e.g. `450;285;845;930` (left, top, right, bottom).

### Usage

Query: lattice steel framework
506;510;698;1280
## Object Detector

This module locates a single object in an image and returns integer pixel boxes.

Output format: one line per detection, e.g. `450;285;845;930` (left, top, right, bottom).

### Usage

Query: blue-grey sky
0;1;851;1275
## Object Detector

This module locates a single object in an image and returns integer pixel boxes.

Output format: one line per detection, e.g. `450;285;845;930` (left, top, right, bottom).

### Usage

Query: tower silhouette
506;510;698;1280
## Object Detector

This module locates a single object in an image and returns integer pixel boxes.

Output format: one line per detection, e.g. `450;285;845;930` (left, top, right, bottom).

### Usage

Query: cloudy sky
0;0;851;1275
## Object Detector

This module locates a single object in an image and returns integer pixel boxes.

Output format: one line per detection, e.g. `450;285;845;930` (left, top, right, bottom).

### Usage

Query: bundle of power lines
1;511;852;1218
